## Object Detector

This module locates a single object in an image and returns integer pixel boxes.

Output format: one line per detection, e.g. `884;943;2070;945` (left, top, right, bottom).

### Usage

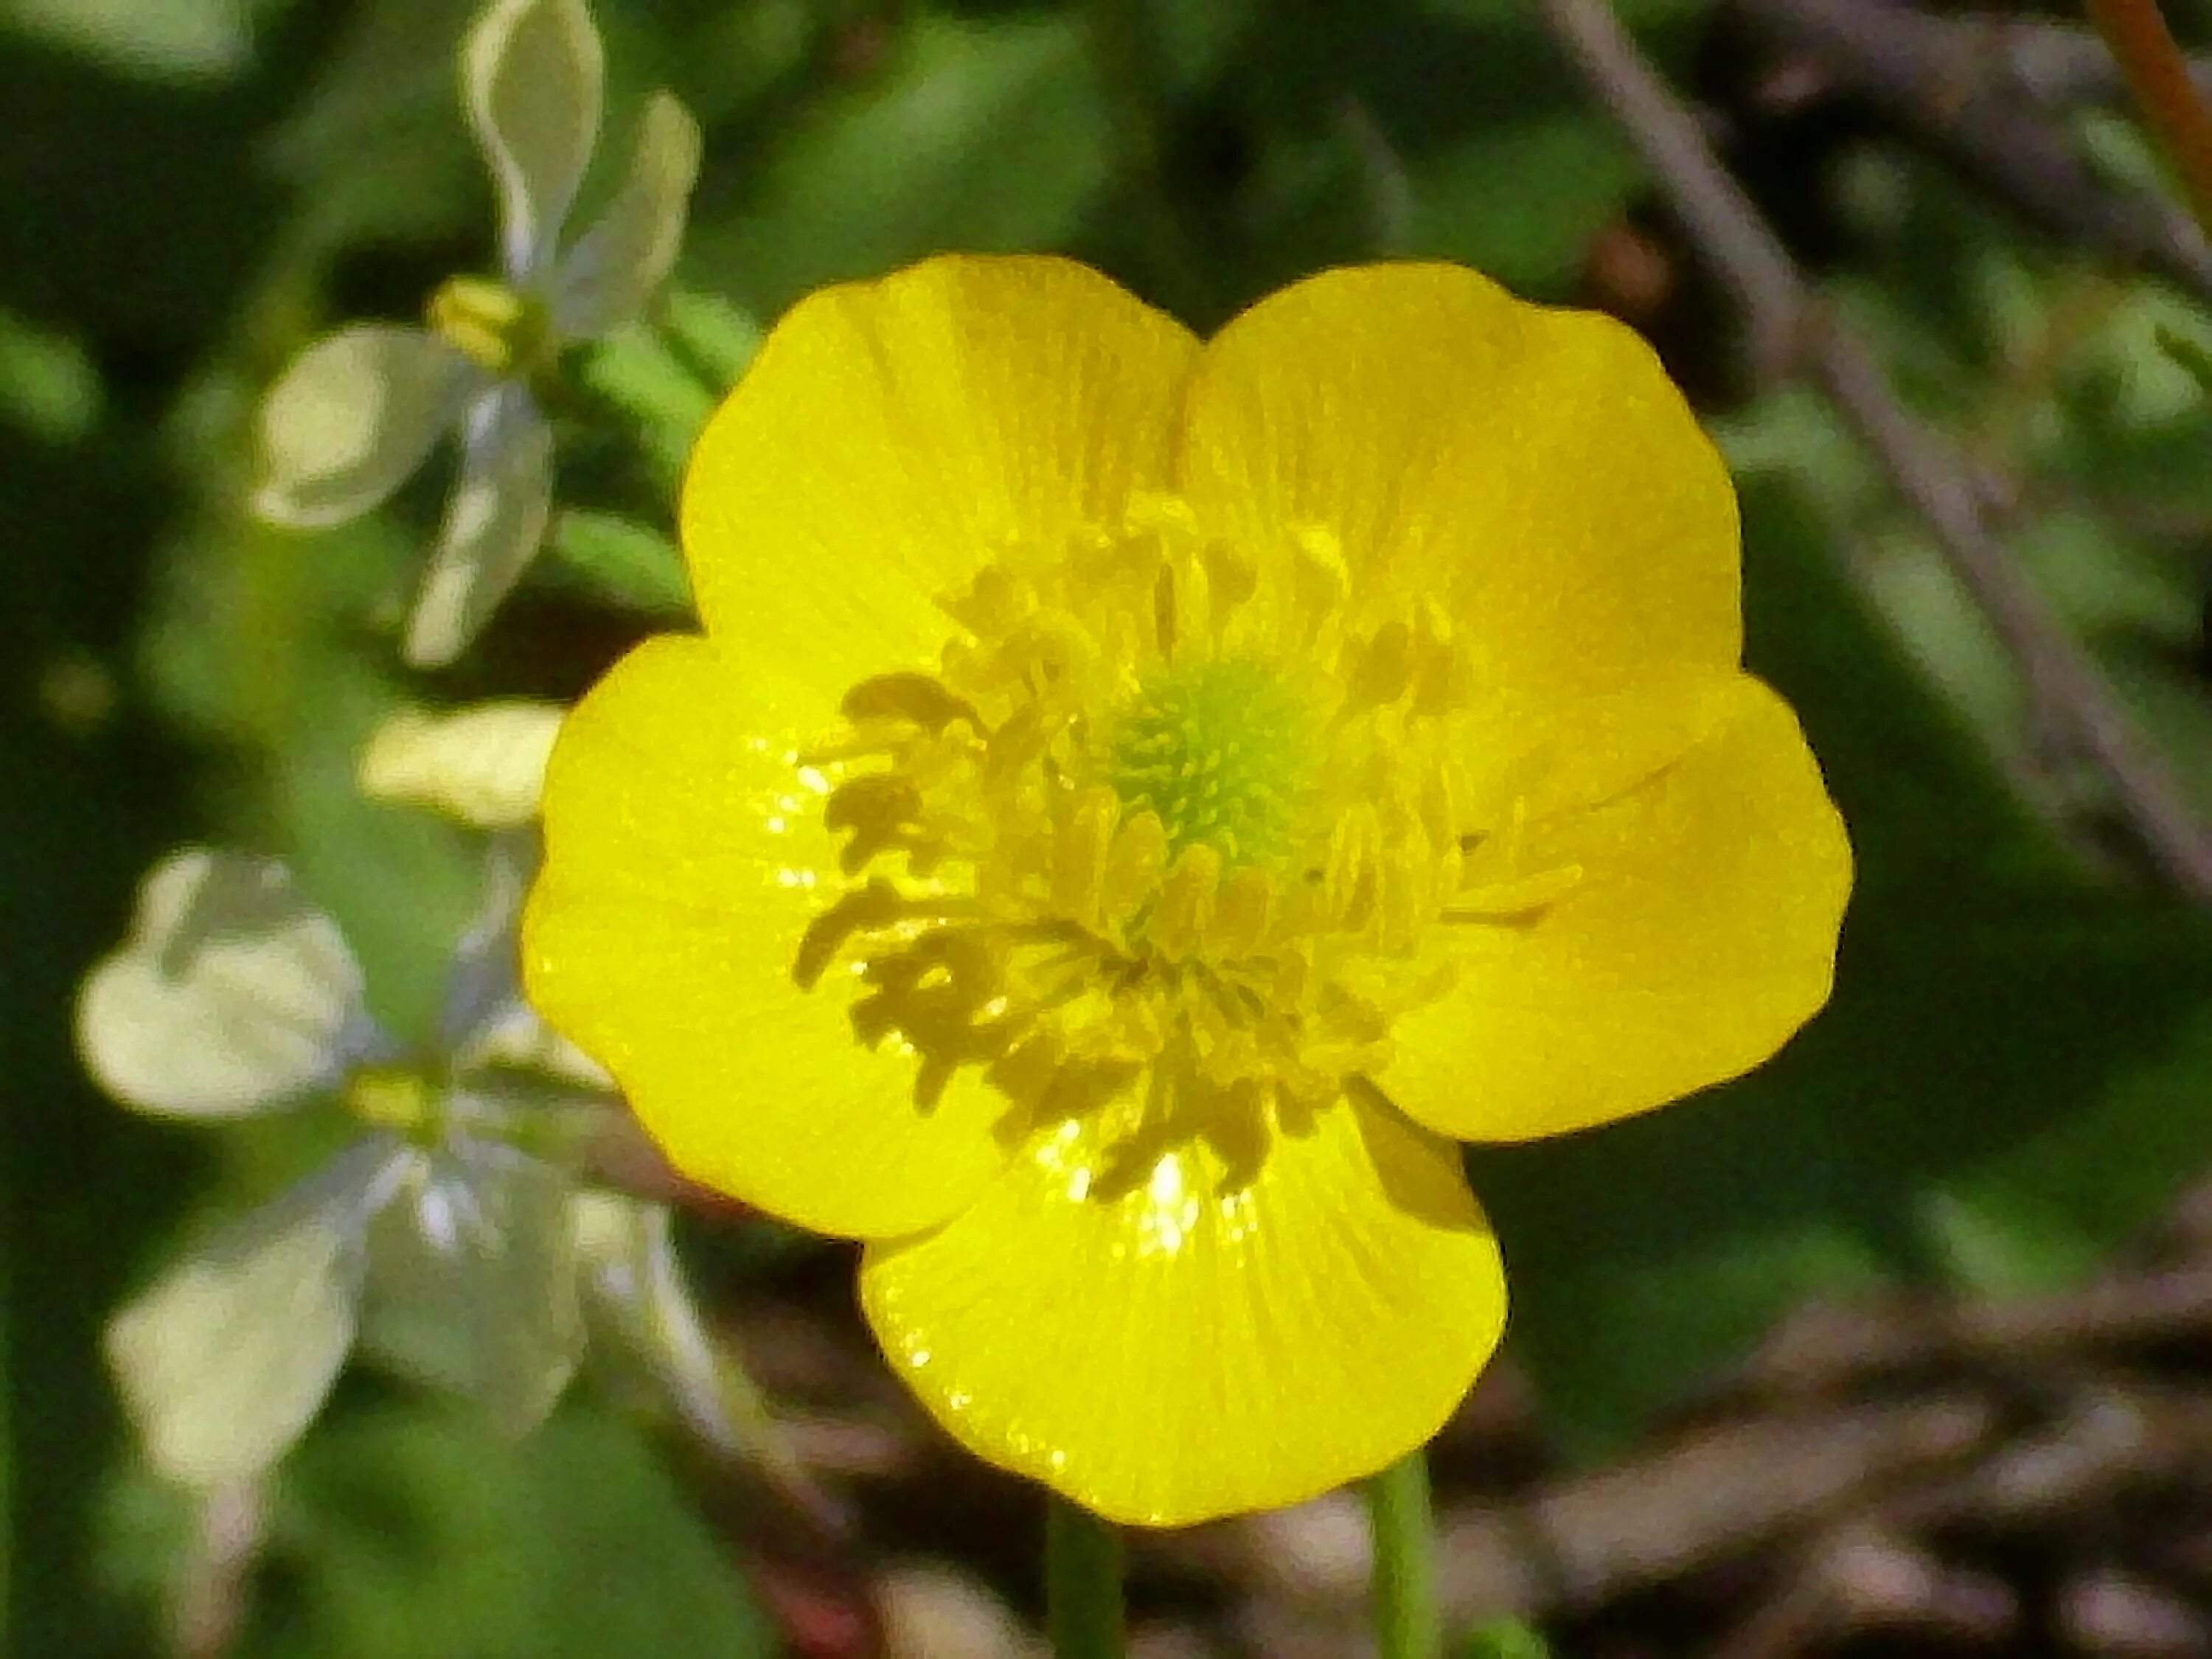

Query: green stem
1366;1450;1441;1659
1045;1493;1126;1659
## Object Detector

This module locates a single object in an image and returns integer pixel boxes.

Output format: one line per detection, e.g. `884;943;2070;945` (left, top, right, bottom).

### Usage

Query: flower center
344;1065;437;1135
1104;658;1307;866
428;275;554;377
790;496;1567;1186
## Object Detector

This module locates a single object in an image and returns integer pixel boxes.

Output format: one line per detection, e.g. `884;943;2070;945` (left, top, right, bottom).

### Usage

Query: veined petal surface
681;254;1197;693
549;92;702;340
524;636;1020;1239
251;325;472;529
1177;264;1740;740
463;0;603;282
77;849;368;1119
1383;677;1851;1143
861;1086;1506;1527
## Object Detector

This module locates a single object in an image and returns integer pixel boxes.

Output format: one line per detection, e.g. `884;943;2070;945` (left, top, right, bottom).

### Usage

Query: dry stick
1534;0;2212;902
1731;0;2212;305
2087;0;2212;236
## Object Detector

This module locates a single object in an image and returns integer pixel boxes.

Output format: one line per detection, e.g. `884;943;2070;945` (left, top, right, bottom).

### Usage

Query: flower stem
1366;1450;1441;1659
1045;1493;1126;1659
2086;0;2212;236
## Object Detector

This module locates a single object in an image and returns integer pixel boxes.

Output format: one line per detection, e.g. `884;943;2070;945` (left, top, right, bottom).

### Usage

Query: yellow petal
1382;676;1851;1143
1176;264;1740;721
681;254;1197;692
523;635;1016;1239
860;1087;1506;1526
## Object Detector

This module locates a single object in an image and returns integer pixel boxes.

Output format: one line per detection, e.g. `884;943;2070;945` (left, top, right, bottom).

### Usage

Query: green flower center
1104;658;1309;866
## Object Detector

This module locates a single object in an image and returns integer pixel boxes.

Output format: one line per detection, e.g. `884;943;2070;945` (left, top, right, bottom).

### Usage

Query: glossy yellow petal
1177;264;1739;723
681;254;1197;691
860;1087;1506;1526
523;635;1016;1239
1382;676;1851;1143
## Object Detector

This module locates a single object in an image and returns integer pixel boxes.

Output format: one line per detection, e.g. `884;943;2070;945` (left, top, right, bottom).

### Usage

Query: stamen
787;501;1486;1190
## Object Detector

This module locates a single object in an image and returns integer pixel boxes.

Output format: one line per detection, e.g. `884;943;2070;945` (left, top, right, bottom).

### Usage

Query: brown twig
2088;0;2212;236
1536;0;2212;902
1732;0;2212;305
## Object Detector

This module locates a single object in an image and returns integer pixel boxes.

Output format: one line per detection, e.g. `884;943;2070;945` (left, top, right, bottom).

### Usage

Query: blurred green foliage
12;0;2212;1651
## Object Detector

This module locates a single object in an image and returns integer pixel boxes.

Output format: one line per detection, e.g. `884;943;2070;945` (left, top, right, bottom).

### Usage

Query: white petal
105;1151;381;1489
452;1000;615;1093
403;386;555;667
438;831;539;1049
580;1199;755;1455
548;92;703;339
251;326;472;528
463;0;605;280
358;700;565;829
360;1141;583;1433
574;1194;821;1509
77;850;368;1119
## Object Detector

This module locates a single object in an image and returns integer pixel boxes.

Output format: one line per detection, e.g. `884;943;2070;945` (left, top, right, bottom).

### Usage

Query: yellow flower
523;255;1851;1526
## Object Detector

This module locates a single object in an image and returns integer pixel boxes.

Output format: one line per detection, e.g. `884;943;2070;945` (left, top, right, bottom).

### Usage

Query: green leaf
547;509;692;618
658;290;762;394
1469;476;2212;1450
573;322;717;488
1460;1618;1554;1659
694;13;1112;315
1;0;279;83
0;308;102;445
2155;322;2212;396
249;1399;773;1658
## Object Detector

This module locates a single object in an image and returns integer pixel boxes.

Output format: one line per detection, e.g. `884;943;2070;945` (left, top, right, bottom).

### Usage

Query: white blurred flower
358;698;566;829
83;843;612;1489
250;0;702;668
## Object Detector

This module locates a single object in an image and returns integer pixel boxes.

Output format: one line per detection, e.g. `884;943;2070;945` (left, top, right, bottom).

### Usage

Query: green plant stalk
1046;1493;1126;1659
1367;1450;1441;1659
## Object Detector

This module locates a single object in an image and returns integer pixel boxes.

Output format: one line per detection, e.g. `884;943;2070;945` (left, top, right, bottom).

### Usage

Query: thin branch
2087;0;2212;235
1730;0;2212;305
1536;0;2212;902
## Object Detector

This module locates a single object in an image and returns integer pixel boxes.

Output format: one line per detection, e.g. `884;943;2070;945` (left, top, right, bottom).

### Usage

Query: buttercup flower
84;842;601;1487
524;255;1853;1526
251;0;701;667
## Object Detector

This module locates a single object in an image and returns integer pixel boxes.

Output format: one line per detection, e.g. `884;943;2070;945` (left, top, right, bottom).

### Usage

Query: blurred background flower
248;0;701;667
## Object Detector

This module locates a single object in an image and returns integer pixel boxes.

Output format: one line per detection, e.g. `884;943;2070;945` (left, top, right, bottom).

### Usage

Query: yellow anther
1293;523;1349;594
841;672;978;732
824;772;927;873
1450;863;1586;920
1213;865;1274;959
1101;810;1168;927
1053;787;1121;927
344;1067;434;1133
427;275;551;376
1147;843;1221;963
1348;619;1416;709
1323;806;1382;932
1376;813;1434;950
